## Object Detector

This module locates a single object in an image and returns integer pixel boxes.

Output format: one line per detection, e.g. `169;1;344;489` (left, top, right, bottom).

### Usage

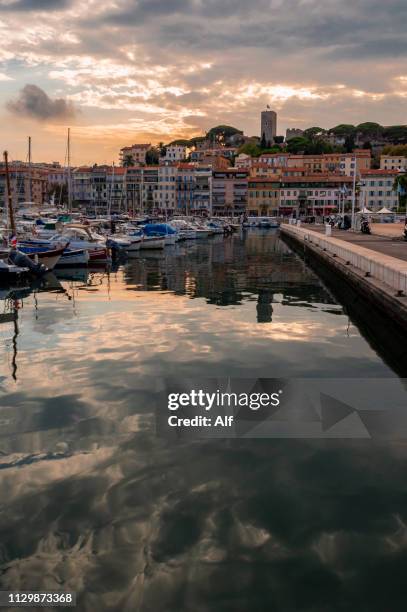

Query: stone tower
261;109;277;146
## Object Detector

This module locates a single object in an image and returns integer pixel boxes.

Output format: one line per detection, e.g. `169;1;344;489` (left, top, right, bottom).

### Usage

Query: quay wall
280;224;407;332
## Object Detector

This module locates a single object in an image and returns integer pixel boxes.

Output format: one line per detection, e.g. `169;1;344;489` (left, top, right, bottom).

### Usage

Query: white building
359;169;399;211
164;145;188;162
380;155;407;172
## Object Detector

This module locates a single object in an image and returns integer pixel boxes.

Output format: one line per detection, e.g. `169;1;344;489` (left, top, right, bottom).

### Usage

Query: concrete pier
281;224;407;330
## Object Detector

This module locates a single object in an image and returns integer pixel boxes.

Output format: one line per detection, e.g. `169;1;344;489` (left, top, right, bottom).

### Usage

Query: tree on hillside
329;124;356;136
344;134;356;153
122;154;135;167
238;143;262;157
356;122;383;135
206;125;243;145
286;137;311;154
303;127;327;140
273;136;285;144
382;144;407;156
145;148;159;165
382;126;407;145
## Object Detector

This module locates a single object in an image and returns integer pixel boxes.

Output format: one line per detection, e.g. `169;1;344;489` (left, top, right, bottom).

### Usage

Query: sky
0;0;406;165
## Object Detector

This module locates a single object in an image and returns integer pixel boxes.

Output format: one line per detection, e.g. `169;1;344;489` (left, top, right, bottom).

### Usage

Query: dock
280;223;407;331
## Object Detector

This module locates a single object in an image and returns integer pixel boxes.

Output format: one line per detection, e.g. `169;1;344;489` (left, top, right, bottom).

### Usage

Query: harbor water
1;230;406;611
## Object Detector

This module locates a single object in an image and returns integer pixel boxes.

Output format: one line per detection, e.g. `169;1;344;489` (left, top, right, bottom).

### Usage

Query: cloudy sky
0;0;406;164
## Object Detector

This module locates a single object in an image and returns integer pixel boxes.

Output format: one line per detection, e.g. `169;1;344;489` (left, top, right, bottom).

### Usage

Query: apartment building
176;163;196;214
157;164;177;212
0;164;49;208
359;169;399;211
248;178;280;216
235;153;252;169
120;144;151;166
193;165;212;214
279;175;353;216
212;169;248;217
380;156;407;171
163;145;188;162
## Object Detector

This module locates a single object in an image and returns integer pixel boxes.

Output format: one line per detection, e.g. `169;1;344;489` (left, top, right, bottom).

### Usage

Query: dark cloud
0;0;71;10
6;84;76;121
89;0;407;61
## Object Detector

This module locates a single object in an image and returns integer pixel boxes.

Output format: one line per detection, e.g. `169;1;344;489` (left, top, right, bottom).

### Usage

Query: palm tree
122;154;135;167
393;173;407;212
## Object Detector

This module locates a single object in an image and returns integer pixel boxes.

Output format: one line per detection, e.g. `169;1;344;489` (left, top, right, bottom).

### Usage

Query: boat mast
67;128;72;213
4;151;16;235
28;136;32;204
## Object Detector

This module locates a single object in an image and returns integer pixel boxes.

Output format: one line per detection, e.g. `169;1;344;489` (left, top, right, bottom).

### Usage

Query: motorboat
9;244;65;271
140;235;166;250
46;225;110;264
56;249;90;267
0;258;29;283
142;223;179;246
168;219;197;240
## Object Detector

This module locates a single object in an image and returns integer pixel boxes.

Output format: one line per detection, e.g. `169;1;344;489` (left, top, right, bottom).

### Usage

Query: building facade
212;169;248;217
248;178;280;216
380;156;407;171
359;169;399;211
163;145;188;162
120;144;151;166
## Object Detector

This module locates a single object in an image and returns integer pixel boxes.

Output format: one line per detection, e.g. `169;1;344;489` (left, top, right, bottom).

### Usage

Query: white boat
123;235;142;252
168;219;197;240
57;249;90;267
140;235;166;250
164;233;178;246
48;226;110;264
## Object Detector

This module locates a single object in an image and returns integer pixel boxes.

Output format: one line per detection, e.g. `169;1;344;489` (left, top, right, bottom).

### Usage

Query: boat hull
140;236;166;250
27;246;65;270
56;249;90;267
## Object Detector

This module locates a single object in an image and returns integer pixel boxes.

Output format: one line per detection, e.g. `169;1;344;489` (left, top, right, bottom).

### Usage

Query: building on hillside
202;154;229;170
235;153;253;169
359;169;399;212
261;109;277;145
212;168;248;217
120;144;151;166
258;153;290;167
163;145;189;162
286;128;304;141
248;178;280;216
380;155;407;171
190;149;205;162
250;163;282;178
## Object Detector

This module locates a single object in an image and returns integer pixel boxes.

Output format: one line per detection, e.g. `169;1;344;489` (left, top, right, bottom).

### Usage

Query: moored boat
140;235;166;250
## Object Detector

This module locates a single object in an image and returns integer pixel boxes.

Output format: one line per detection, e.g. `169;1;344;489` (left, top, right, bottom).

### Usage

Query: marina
1;229;407;609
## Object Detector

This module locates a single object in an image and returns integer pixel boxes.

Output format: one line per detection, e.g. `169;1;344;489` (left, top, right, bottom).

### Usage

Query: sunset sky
0;0;406;165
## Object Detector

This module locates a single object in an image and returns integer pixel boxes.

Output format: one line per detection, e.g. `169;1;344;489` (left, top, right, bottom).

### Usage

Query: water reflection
0;232;405;611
